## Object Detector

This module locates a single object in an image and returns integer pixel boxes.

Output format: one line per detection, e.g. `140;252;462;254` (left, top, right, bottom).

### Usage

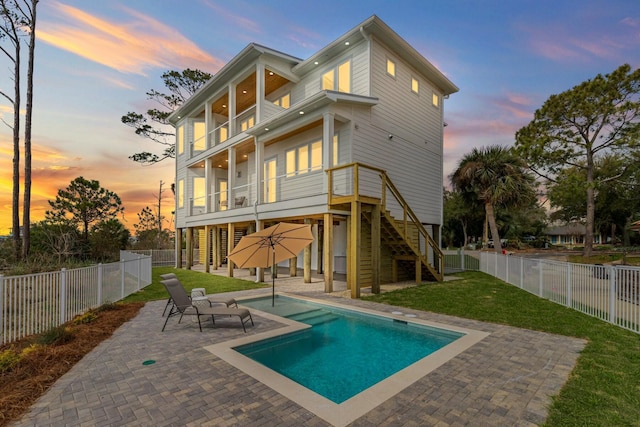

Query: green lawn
363;271;640;427
122;267;269;303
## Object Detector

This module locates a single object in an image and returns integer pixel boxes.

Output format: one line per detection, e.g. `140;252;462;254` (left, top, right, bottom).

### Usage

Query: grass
122;267;269;303
363;271;640;427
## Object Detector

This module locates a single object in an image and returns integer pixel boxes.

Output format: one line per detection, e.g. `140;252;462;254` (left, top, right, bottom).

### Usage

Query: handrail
326;162;443;279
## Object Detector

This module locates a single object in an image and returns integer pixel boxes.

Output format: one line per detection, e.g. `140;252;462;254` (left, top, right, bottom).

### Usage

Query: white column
205;100;212;148
205;158;212;213
256;63;264;123
322;112;335;190
228;147;236;208
228;83;236;136
255;137;264;204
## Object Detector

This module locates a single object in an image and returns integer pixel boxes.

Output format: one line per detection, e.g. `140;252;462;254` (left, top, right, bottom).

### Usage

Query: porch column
371;204;380;294
255;138;264;204
349;201;361;298
323;213;334;292
205;159;212;213
228;147;236;208
227;222;235;277
317;222;324;274
322;112;335;190
255;63;264;123
175;228;183;268
186;227;193;270
204;225;211;273
304;218;312;283
228;83;236;136
205;99;212;148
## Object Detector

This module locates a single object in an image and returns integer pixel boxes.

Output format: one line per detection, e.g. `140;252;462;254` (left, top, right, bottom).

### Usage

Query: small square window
411;77;419;94
386;59;396;77
432;93;439;107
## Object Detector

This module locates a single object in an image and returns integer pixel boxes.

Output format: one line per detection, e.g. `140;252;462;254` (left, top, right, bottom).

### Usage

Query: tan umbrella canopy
227;222;314;305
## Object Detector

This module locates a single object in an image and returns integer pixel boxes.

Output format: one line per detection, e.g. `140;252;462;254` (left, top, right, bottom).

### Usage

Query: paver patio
11;274;585;426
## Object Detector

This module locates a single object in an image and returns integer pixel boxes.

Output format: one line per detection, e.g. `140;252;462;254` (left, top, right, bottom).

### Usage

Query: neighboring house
168;15;458;297
545;222;602;247
631;220;640;233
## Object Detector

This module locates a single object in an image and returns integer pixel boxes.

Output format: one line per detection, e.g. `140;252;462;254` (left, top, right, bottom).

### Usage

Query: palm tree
451;145;535;253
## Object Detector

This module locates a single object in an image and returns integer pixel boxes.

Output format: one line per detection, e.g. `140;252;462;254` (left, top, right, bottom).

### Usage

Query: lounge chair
161;278;253;332
158;273;237;316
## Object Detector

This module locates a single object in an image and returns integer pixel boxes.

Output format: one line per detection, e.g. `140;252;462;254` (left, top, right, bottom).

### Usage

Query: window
411;77;419;94
321;59;351;93
178;179;184;208
432;93;439;107
193;177;205;207
273;93;290;109
177;125;184;154
286;140;323;177
332;134;339;167
218;125;228;143
240;115;255;131
193;122;206;151
386;59;395;77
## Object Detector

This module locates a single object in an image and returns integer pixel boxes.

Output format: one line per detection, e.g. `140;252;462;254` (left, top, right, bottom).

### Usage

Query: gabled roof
168;43;301;124
545;223;586;236
293;15;458;96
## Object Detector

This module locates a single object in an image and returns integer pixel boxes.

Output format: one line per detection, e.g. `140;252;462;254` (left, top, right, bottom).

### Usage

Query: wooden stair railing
327;162;443;281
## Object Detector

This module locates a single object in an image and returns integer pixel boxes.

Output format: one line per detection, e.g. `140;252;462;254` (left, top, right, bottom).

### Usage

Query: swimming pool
235;295;463;403
204;294;489;427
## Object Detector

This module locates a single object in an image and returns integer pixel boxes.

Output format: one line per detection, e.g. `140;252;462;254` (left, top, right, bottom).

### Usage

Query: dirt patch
0;302;144;427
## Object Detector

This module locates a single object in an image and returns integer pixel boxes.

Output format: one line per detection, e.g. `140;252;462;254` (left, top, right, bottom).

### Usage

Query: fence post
609;265;616;325
60;268;67;325
97;263;103;306
460;248;465;271
566;263;572;308
538;260;543;297
121;259;126;301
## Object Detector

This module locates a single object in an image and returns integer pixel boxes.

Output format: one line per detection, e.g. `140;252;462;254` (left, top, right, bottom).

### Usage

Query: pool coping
204;292;490;427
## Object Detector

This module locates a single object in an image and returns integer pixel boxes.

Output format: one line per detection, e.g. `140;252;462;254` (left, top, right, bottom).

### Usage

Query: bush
73;311;97;325
0;348;20;373
36;325;75;346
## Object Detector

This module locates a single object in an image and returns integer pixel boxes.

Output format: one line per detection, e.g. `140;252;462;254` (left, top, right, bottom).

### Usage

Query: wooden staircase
327;163;443;286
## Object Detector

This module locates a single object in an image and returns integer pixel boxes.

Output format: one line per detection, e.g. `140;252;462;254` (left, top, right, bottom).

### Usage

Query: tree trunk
11;31;21;260
485;202;502;253
584;157;596;257
460;219;468;249
22;0;38;259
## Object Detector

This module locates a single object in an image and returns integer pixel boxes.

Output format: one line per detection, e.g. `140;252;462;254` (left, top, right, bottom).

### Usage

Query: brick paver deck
11;274;585;426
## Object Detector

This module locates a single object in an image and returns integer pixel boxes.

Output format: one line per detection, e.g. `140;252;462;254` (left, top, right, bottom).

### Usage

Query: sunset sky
0;0;638;235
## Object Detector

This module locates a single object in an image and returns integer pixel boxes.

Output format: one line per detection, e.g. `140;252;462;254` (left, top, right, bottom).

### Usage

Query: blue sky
0;0;638;234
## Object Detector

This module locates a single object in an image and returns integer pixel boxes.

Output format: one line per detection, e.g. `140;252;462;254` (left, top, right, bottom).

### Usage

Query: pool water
235;296;464;403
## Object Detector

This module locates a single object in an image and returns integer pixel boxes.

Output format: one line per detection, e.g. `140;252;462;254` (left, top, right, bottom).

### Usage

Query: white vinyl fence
0;252;152;345
443;249;480;272
480;252;640;335
129;249;200;267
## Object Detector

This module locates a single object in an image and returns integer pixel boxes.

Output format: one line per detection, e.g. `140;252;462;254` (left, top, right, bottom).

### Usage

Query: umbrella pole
271;244;275;306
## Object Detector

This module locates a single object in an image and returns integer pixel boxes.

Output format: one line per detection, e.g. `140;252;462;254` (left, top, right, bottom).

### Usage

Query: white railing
480;252;640;334
0;252;152;345
443;249;480;272
130;249;200;267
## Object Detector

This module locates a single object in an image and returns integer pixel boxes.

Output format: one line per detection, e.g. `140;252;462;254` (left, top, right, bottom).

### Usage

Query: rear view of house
168;15;458;297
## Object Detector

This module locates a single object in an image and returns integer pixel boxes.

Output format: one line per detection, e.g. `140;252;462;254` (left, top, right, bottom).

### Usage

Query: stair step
288;310;339;326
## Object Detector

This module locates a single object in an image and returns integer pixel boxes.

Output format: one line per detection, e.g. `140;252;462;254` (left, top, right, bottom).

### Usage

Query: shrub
36;325;74;346
73;311;97;325
0;348;21;373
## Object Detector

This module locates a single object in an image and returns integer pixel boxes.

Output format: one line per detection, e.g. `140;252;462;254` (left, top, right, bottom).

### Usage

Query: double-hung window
193;122;206;151
286;140;322;177
193;177;205;207
321;59;351;93
273;93;290;108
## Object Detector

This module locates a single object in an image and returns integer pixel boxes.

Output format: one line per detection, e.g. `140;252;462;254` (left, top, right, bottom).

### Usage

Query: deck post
212;226;219;269
227;222;235;277
289;257;297;276
175;228;183;268
204;225;211;273
349;201;361;298
323;213;334;293
186;227;193;269
415;256;422;284
247;223;256;276
304;218;312;283
371;203;381;294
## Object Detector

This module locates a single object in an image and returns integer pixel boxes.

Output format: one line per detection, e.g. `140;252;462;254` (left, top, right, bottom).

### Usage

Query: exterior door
264;158;277;203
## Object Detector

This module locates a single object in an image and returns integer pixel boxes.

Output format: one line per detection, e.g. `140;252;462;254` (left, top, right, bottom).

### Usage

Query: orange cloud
38;2;224;75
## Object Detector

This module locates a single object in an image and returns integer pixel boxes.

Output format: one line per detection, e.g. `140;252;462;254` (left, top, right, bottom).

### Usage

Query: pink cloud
38;2;224;75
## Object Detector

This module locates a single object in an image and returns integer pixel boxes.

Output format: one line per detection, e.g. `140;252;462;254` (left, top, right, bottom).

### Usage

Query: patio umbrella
227;222;314;305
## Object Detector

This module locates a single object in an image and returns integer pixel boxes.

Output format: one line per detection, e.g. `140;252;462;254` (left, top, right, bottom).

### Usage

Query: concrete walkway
12;271;585;426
